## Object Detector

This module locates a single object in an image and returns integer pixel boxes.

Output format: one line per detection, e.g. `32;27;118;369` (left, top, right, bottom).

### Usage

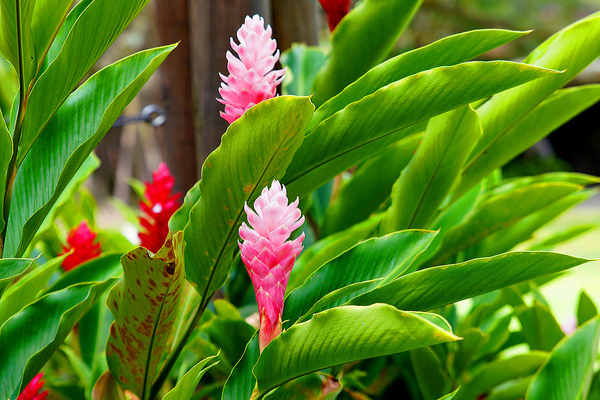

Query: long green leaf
0;276;117;399
31;0;74;70
457;12;600;198
458;85;600;197
0;257;34;294
280;44;326;96
0;255;62;327
4;44;176;257
310;29;530;131
283;230;436;326
382;106;480;233
426;183;581;266
322;133;421;236
349;252;590;311
183;96;314;300
282;61;558;198
312;0;423;106
526;316;600;400
222;334;260;400
254;305;459;396
0;0;37;91
17;0;153;164
106;233;185;400
288;215;381;292
162;356;218;400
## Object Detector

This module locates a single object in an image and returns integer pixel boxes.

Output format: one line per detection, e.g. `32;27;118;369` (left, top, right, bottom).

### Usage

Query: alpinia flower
218;15;285;124
138;163;181;253
17;373;49;400
239;180;304;351
318;0;352;31
60;221;101;271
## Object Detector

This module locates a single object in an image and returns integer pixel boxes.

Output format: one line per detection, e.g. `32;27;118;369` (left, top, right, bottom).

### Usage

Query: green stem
149;296;209;400
1;0;27;254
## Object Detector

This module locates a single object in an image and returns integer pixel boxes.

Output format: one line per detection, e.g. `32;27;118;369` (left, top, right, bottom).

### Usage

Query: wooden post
271;0;319;50
155;0;198;194
188;0;271;168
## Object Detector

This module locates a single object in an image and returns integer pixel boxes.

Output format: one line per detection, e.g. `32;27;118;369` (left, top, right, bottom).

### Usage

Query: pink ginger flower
319;0;352;31
138;163;181;253
239;180;304;351
218;15;285;124
59;221;101;272
17;373;49;400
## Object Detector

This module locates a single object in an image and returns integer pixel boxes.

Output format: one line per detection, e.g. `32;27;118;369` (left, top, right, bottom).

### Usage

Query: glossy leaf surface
254;305;459;395
526;317;600;400
0;257;34;294
349;252;590;311
162;356;218;400
4;44;176;257
283;230;436;325
283;61;558;198
312;0;422;106
183;96;314;301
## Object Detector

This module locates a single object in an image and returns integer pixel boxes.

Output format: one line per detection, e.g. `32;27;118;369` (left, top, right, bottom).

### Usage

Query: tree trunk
271;0;319;50
155;0;198;194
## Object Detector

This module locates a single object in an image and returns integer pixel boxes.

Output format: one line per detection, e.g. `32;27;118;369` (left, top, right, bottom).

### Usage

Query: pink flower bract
318;0;352;31
239;180;304;351
17;373;49;400
60;221;101;272
138;163;181;253
218;15;285;124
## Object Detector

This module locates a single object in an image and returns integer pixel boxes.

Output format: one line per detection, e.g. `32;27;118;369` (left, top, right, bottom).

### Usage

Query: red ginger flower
138;163;181;253
60;221;101;271
17;373;49;400
218;15;285;124
319;0;352;31
239;180;304;351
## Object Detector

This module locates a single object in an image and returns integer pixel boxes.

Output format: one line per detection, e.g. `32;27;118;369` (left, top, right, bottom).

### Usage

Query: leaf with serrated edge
106;232;185;400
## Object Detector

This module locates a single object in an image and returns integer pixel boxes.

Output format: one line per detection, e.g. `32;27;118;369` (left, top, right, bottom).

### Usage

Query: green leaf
222;334;260;400
106;233;186;400
349;252;590;311
468;189;595;258
282;61;558;198
458;12;600;198
311;0;423;106
322;133;421;236
439;389;460;400
45;252;123;294
578;291;598;327
310;29;530;131
409;347;448;400
4;44;176;258
425;183;581;266
280;44;326;96
0;56;17;115
162;355;218;400
169;181;200;233
382;106;480;233
288;215;380;292
17;0;153;164
0;276;117;399
515;302;565;352
529;223;598;252
454;352;547;400
183;96;314;301
0;257;34;294
254;305;458;396
0;255;62;327
31;0;74;70
526;316;600;400
92;371;127;400
457;85;600;198
0;110;12;232
284;230;436;326
0;0;37;90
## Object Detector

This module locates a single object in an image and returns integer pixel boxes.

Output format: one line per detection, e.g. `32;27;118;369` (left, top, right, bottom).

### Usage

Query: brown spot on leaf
113;300;119;311
243;183;254;193
166;263;175;275
227;219;234;227
148;279;156;287
136;279;141;286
